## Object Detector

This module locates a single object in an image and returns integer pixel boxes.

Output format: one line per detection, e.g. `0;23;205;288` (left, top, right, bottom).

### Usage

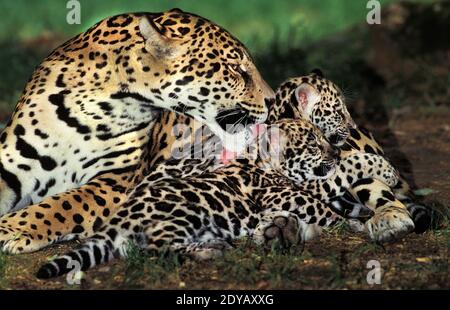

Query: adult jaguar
0;9;273;253
36;119;399;279
269;70;431;242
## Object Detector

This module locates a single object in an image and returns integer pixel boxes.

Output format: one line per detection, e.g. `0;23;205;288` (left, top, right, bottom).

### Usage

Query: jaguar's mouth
215;106;255;134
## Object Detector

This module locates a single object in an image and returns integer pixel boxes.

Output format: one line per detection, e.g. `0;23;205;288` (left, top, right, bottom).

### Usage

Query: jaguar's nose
333;147;341;159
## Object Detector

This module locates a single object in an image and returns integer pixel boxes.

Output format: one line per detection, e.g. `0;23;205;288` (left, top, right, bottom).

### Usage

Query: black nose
333;147;340;157
325;146;340;161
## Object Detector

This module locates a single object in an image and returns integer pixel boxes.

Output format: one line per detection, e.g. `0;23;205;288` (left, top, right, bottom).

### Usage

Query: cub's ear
295;83;321;111
310;68;324;77
139;16;180;58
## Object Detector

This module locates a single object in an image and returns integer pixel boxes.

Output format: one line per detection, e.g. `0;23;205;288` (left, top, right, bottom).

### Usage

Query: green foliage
124;241;148;270
0;0;395;48
0;42;47;113
0;0;399;112
326;220;353;235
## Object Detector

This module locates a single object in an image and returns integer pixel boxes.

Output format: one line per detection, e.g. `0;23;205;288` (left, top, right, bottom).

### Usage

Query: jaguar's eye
228;63;250;85
229;63;244;74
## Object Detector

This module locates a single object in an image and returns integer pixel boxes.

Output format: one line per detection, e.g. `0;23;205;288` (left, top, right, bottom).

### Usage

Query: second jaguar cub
270;70;430;242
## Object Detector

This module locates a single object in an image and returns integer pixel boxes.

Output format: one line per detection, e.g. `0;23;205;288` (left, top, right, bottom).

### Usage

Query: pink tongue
220;148;237;165
252;123;264;137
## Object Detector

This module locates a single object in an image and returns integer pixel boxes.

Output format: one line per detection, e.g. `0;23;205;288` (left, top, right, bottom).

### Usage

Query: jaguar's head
270;70;355;146
133;9;274;151
265;119;340;183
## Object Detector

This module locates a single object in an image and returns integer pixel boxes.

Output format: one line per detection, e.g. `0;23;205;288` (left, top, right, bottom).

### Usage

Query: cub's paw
186;240;232;261
346;219;366;232
366;206;415;243
0;226;46;254
253;211;300;248
253;211;321;249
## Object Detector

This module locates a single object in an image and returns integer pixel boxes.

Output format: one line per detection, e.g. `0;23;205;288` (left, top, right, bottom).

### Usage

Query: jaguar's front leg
348;178;415;243
253;186;342;248
0;172;134;254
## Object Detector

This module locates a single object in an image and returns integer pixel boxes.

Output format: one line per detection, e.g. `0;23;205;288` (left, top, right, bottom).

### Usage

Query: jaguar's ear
139;16;180;58
310;68;324;78
169;8;184;13
295;83;321;112
139;15;165;41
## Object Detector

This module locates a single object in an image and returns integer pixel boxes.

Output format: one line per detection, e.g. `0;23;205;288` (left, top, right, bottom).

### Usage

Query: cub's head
264;119;340;183
133;9;273;151
269;70;354;146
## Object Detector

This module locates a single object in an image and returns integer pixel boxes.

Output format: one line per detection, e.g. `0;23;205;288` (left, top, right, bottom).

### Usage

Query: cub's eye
307;132;316;142
312;147;321;155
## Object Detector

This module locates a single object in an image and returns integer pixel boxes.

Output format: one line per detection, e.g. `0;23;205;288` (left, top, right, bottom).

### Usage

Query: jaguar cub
37;119;398;278
269;70;429;242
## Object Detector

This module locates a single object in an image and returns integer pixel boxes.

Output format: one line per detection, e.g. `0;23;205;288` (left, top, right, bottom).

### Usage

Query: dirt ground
0;110;448;290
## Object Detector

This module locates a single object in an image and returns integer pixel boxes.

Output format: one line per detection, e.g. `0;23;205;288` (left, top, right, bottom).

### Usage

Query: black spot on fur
356;189;371;204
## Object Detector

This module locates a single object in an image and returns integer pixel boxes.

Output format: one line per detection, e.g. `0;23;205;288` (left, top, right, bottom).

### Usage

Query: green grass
208;239;312;288
0;250;8;287
325;220;353;235
124;241;182;287
121;238;313;288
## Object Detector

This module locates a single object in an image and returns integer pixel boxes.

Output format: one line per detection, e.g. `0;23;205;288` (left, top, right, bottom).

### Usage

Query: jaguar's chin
208;121;254;154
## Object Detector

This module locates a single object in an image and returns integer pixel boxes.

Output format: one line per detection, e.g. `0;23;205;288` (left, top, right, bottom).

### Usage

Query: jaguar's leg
253;187;343;248
0;171;135;254
348;178;414;243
